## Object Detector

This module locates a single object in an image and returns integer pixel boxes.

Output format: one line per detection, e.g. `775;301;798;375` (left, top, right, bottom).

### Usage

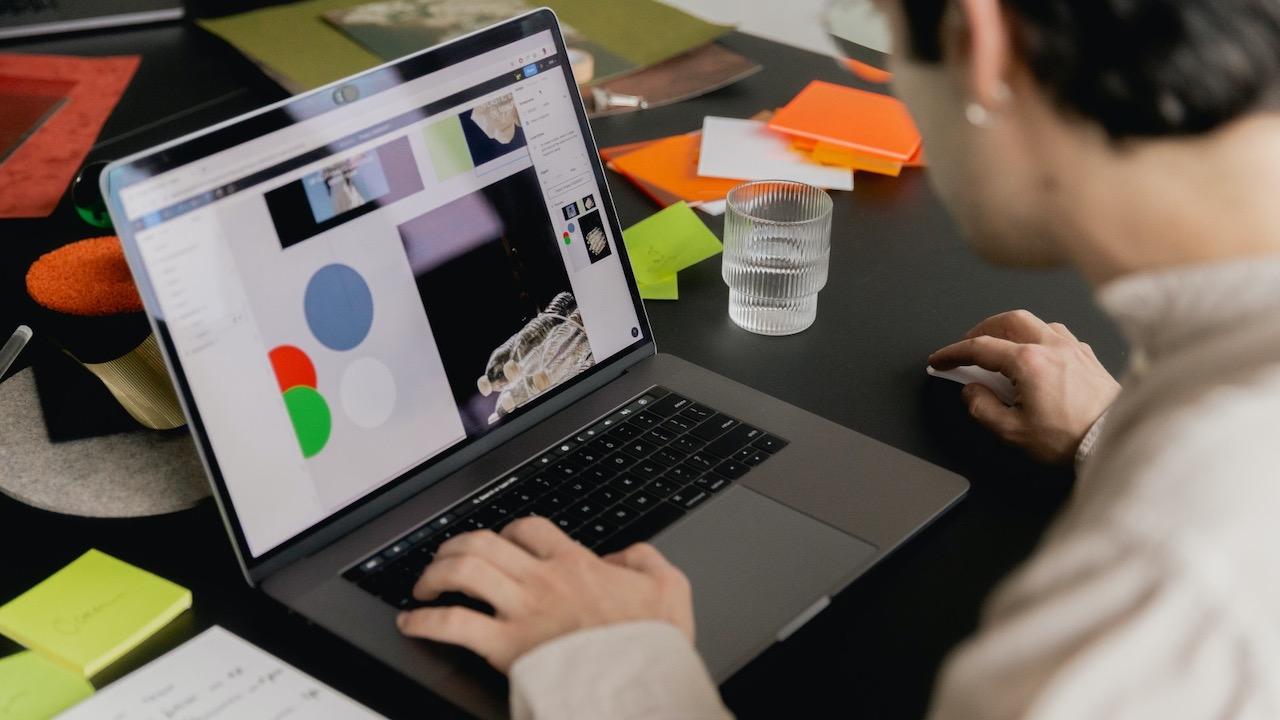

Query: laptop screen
106;16;647;559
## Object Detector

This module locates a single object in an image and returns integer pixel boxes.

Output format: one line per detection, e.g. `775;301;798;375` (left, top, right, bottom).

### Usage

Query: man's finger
436;530;538;579
397;606;507;664
603;542;677;577
963;384;1022;440
413;555;526;615
501;516;578;558
964;309;1050;343
1046;322;1077;341
929;336;1022;376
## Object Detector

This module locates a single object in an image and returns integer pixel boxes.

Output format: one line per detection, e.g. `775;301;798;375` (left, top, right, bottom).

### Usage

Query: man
397;0;1280;716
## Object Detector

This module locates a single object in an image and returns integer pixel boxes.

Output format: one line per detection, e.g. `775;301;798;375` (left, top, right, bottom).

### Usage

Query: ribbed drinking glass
722;181;833;335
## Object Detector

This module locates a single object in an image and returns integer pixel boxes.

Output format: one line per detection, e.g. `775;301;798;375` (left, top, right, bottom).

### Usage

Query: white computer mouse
927;365;1017;406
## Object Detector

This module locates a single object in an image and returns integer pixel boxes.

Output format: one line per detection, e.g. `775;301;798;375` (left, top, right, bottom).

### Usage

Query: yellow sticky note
622;202;723;286
637;274;679;301
0;550;192;677
0;651;93;719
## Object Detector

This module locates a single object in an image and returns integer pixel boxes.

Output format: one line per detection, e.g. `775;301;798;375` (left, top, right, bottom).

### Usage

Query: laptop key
578;517;618;546
696;475;731;493
742;450;770;466
678;489;711;510
344;555;384;580
662;415;697;434
624;439;657;457
623;491;660;512
713;460;750;480
652;447;686;467
630;411;662;428
552;513;585;533
645;426;676;444
608;423;640;440
685;452;717;471
666;464;703;483
753;434;788;453
645;393;691;418
646;478;679;499
689;414;738;441
672;435;705;454
588;485;622;505
704;424;763;459
592;436;623;454
681;403;714;421
608;473;644;494
602;451;638;471
631;460;665;480
595;502;685;556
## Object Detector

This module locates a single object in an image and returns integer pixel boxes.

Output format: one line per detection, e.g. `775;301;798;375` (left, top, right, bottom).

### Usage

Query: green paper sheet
198;0;380;93
622;201;722;288
0;652;93;720
0;550;192;678
541;0;730;66
637;273;678;301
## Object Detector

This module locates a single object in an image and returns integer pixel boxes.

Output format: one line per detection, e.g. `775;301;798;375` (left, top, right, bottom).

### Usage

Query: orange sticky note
770;80;922;163
610;132;741;204
809;142;904;176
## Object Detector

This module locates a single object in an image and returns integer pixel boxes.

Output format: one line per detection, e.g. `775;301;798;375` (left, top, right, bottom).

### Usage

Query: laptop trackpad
653;486;877;679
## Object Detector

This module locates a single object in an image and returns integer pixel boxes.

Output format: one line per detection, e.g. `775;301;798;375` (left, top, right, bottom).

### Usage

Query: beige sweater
509;256;1280;720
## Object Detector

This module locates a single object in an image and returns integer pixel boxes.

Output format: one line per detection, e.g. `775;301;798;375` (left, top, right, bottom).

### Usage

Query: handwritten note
0;550;191;677
0;651;93;720
58;626;383;720
622;202;723;295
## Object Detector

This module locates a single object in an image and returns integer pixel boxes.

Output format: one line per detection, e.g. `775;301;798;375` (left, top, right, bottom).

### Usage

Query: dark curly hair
901;0;1280;139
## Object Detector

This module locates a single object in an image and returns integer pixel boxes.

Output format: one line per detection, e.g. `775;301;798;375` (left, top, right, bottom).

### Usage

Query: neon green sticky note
0;550;192;678
0;651;93;719
623;202;723;286
637;274;679;301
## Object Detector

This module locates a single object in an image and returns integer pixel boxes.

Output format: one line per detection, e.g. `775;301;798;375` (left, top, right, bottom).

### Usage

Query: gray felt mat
0;369;209;517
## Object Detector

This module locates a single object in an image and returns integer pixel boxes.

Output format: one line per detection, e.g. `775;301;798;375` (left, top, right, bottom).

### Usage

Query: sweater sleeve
1073;409;1109;473
926;529;1262;720
509;621;733;720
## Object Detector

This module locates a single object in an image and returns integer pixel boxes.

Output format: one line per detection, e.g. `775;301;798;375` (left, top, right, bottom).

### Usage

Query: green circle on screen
283;386;331;458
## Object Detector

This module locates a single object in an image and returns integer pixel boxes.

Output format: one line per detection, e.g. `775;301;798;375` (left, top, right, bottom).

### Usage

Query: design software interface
117;31;642;556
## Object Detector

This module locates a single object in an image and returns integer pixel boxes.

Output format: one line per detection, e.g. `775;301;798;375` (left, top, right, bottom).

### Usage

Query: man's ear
946;0;1014;109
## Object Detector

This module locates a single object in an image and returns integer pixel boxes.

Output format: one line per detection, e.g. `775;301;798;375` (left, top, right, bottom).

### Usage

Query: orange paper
609;132;741;204
769;80;921;163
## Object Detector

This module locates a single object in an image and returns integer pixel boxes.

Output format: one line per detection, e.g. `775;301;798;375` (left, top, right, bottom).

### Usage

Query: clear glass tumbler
722;181;833;335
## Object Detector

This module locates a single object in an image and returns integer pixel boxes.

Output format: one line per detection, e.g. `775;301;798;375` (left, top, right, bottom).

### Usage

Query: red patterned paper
0;54;140;219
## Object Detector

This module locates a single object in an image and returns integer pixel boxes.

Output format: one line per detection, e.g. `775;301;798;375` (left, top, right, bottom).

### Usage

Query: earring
966;101;993;128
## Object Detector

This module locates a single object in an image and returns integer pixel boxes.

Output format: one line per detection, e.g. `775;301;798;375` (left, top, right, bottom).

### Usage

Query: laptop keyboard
342;386;788;610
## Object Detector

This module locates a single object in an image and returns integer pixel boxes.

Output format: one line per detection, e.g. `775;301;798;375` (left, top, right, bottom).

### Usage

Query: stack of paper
696;116;855;191
622;202;723;300
0;549;192;678
768;80;924;176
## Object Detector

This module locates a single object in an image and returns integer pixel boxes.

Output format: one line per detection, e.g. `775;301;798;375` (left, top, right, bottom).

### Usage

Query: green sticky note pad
0;550;192;678
623;202;723;286
637;274;679;301
0;651;93;720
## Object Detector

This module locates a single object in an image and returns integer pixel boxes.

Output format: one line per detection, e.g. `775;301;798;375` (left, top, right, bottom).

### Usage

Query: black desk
0;18;1126;719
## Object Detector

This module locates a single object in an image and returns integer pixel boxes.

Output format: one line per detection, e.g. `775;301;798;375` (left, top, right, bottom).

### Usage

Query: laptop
0;0;183;41
102;10;968;718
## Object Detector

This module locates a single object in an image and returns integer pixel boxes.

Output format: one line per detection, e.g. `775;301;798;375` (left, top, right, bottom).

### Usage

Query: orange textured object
26;235;143;316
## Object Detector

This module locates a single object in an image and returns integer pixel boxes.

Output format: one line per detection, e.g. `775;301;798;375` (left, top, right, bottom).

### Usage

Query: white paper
57;626;384;720
694;199;728;216
697;117;855;191
927;365;1017;406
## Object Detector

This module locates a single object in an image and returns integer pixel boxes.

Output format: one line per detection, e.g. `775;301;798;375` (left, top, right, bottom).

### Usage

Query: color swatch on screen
304;264;374;352
268;344;331;458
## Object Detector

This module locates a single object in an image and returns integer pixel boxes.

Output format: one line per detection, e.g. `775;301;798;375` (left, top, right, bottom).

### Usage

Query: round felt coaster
26;235;143;317
0;369;209;518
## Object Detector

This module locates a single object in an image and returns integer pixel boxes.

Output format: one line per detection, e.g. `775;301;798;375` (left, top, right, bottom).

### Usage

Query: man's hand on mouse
396;517;694;673
929;309;1121;465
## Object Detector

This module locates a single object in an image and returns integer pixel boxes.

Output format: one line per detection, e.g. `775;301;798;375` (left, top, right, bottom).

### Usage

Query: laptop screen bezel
102;9;656;583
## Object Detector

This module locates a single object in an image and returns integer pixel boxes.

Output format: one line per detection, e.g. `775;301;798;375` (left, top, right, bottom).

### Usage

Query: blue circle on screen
304;264;374;351
568;222;576;233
